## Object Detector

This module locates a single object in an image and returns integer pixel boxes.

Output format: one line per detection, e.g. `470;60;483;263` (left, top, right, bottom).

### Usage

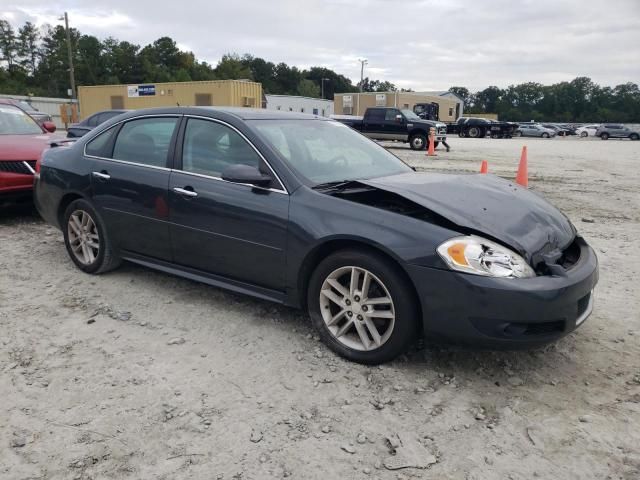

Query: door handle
173;187;198;197
92;171;110;180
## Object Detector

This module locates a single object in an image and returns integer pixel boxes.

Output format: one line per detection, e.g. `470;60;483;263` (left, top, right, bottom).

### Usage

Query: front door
168;117;289;291
383;108;405;140
86;115;180;260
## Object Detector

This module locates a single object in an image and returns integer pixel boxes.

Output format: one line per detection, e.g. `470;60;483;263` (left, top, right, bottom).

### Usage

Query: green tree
17;22;40;75
296;79;320;98
214;53;252;80
0;20;19;70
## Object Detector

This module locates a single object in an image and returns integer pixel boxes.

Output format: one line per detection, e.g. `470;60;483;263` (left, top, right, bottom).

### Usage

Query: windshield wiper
312;180;358;191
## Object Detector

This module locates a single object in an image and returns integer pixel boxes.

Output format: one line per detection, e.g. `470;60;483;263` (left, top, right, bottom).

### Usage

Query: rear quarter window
85;127;118;157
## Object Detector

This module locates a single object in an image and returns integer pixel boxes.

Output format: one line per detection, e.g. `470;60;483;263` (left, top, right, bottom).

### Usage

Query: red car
0;99;59;205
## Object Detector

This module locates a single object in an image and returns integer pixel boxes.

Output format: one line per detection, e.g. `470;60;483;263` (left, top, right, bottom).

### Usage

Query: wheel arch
57;191;88;227
296;237;421;317
408;128;428;138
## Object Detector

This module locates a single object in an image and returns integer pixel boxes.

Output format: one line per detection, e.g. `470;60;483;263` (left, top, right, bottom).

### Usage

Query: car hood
360;172;575;264
0;134;56;161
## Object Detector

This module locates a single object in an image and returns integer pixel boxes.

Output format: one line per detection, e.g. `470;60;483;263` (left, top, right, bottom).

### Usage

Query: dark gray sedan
34;107;598;364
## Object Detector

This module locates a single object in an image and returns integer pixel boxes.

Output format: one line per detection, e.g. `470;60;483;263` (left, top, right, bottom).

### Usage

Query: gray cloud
3;0;639;90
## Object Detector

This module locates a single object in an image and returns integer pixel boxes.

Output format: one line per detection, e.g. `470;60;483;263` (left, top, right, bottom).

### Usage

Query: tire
580;131;588;137
600;133;609;140
630;133;639;141
513;131;522;137
468;126;481;138
541;132;550;138
63;199;121;274
409;134;427;150
307;249;419;365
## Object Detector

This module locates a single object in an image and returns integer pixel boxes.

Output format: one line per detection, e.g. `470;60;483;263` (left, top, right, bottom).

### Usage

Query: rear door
362;108;386;138
168;116;289;291
86;115;180;260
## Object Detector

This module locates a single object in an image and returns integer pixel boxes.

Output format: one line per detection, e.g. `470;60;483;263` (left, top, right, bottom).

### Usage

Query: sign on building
343;95;353;107
127;84;156;97
375;94;386;106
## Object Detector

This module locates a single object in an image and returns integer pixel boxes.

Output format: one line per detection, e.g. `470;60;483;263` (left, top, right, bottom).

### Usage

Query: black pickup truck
333;107;448;150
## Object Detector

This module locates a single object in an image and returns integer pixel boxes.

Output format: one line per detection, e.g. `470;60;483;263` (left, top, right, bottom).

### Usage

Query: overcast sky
2;0;639;91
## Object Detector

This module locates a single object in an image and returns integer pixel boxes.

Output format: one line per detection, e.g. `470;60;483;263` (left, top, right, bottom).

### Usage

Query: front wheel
307;250;419;364
63;199;121;274
600;133;609;140
409;134;427;150
630;133;639;141
541;132;550;138
580;131;588;137
467;126;481;138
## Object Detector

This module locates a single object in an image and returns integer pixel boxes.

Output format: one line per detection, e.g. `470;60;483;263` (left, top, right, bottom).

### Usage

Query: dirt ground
1;136;639;480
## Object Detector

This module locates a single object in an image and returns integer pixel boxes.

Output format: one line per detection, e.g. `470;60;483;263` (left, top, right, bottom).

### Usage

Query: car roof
113;106;330;121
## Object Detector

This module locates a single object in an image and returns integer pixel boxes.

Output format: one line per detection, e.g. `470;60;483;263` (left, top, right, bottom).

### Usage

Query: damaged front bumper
406;236;599;348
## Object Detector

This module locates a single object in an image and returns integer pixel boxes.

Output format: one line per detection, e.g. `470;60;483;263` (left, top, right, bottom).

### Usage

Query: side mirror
395;114;403;123
42;121;57;133
221;164;272;188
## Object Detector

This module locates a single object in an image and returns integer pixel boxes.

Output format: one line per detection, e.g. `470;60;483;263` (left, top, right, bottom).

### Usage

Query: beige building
334;92;459;122
77;80;262;119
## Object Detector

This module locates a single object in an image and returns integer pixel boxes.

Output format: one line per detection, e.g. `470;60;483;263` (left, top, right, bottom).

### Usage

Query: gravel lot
1;136;639;480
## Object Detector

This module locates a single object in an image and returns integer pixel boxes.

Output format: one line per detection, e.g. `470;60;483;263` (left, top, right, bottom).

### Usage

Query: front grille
0;160;36;175
438;127;447;135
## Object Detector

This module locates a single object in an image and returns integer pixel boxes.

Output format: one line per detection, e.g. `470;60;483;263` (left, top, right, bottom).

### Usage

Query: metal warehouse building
333;92;459;121
265;94;334;117
77;80;262;119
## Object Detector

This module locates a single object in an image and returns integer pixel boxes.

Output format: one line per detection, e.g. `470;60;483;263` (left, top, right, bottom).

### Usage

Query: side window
182;118;262;177
112;117;178;167
367;109;385;122
384;109;401;121
85;127;118;157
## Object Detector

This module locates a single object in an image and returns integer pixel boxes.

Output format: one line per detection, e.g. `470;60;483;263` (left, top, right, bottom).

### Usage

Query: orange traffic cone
480;160;488;174
427;129;437;156
515;146;528;187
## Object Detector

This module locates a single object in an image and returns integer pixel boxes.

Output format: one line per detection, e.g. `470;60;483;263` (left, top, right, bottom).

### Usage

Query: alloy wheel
319;266;395;351
67;210;100;265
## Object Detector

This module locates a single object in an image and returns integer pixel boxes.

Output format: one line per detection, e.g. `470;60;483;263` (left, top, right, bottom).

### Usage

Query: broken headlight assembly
437;235;535;278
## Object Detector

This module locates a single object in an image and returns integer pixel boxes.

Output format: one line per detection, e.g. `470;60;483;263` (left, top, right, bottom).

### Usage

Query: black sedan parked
34;107;598;364
66;109;129;138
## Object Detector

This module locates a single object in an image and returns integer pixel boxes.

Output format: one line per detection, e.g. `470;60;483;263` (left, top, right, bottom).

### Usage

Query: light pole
358;59;368;93
321;78;329;99
59;12;76;100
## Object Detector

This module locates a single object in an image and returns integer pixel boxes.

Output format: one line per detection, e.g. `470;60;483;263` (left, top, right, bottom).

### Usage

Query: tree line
449;79;640;123
1;19;638;122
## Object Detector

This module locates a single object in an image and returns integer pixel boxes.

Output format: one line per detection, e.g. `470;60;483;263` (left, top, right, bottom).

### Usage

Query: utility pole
321;78;329;99
358;59;368;93
62;12;76;100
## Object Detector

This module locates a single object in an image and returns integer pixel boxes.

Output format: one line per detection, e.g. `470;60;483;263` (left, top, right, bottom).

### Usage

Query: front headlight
437;235;535;278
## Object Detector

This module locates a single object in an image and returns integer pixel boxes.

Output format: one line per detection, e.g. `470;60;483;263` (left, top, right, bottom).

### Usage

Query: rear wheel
468;126;481;138
409;134;427;150
580;131;588;137
600;133;609;140
63;199;120;274
630;133;639;141
307;249;419;364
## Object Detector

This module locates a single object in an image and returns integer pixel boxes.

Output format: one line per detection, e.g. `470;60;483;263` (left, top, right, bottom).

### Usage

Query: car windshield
249;119;412;185
0;105;42;135
401;109;421;121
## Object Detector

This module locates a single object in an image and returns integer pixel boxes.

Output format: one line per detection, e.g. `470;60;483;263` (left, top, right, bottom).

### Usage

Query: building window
300;108;305;113
343;106;352;115
449;107;454;116
403;104;409;109
195;93;212;106
276;106;281;110
289;107;293;111
321;109;325;116
313;108;318;115
110;96;124;109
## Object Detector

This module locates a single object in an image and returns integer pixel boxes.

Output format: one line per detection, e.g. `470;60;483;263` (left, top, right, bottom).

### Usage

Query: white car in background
575;124;600;137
